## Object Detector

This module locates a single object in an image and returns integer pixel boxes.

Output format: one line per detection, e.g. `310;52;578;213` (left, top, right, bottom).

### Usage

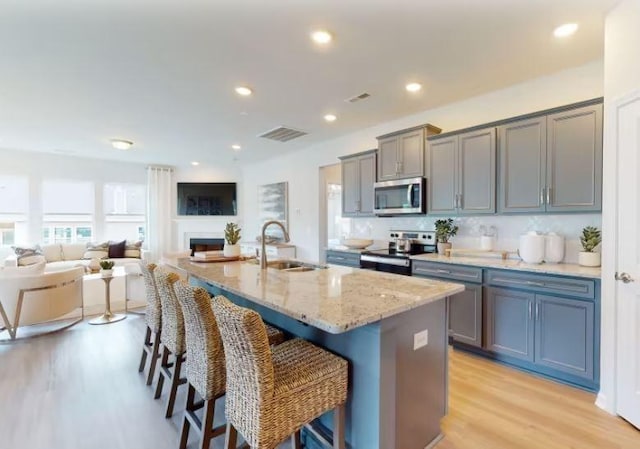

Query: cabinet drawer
486;270;594;300
326;250;361;268
412;261;482;284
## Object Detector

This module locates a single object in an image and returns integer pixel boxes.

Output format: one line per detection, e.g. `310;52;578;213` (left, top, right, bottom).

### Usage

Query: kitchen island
171;258;464;449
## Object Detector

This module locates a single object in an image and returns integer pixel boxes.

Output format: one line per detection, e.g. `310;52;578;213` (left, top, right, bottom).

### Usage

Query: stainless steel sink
246;259;327;271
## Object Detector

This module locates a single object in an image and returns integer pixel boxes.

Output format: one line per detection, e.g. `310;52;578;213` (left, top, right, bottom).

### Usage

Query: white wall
242;60;604;262
598;0;640;414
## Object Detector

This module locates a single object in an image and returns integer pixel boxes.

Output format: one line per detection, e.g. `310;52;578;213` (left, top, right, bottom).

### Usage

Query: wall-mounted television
177;182;237;216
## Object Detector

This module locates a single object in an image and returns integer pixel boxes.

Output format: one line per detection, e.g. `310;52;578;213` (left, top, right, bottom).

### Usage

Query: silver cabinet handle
355;200;361;212
528;301;533;320
546;186;551;205
526;280;545;287
615;272;635;283
436;269;451;274
458;194;463;209
535;303;539;321
540;187;545;205
454;194;460;209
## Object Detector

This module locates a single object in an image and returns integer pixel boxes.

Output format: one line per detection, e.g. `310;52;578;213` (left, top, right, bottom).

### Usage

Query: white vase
101;269;113;278
223;244;241;258
578;251;601;267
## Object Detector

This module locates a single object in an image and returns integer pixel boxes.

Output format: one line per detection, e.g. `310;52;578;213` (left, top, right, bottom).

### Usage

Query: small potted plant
435;218;459;254
223;222;242;257
99;260;115;277
578;226;602;267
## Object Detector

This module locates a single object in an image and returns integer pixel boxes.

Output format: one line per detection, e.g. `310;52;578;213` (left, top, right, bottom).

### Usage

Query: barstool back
139;262;161;333
173;282;226;400
153;268;185;355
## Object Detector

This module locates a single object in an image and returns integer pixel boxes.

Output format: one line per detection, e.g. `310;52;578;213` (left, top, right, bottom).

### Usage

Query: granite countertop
411;254;601;279
172;258;464;334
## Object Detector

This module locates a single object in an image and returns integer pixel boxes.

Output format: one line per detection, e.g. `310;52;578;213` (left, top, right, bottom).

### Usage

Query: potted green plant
578;226;602;267
224;222;242;257
435;218;459;254
99;260;115;277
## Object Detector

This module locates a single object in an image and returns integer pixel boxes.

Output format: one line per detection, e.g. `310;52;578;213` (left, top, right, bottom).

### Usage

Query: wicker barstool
173;282;286;449
153;268;186;418
212;295;348;449
138;262;162;386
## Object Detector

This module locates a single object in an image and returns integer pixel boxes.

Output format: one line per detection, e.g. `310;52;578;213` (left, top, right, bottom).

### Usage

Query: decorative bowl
341;238;374;249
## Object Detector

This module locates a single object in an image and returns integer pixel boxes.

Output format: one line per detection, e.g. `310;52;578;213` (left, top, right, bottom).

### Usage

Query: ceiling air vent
345;92;371;103
258;126;308;142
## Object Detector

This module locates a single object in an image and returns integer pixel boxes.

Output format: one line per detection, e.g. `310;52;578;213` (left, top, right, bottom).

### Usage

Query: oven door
373;177;425;215
360;254;411;276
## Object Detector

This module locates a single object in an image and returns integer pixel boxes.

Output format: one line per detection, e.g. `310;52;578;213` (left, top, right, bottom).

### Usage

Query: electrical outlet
413;329;429;350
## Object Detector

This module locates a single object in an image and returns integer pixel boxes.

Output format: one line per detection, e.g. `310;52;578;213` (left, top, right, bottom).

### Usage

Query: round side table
89;275;127;325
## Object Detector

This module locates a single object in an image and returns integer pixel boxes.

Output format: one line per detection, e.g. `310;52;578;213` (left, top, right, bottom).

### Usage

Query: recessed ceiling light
311;30;333;45
553;23;578;38
324;114;337;122
405;83;422;93
231;144;241;151
235;86;253;96
111;139;133;150
191;161;199;166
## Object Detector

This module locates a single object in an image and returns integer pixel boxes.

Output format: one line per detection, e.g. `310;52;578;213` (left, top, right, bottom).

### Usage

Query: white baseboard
595;392;615;414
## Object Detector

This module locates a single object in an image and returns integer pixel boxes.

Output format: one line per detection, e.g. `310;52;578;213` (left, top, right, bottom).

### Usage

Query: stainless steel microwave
373;177;426;215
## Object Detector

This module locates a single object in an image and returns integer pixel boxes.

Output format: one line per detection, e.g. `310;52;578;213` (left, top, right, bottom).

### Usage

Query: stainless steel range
360;230;436;276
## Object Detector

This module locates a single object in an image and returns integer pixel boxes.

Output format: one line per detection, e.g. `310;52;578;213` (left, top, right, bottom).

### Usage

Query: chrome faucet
260;220;290;269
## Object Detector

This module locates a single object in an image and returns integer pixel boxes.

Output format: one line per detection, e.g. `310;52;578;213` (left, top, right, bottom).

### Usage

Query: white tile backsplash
345;214;602;264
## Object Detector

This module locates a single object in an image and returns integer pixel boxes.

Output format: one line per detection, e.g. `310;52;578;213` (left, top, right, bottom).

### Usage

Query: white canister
544;232;565;263
480;235;496;251
519;231;545;264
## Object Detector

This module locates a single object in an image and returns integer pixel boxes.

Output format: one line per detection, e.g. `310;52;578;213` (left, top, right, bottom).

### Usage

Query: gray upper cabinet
498;102;603;214
377;124;441;182
340;150;376;217
546;104;603;212
427;127;496;215
498;117;547;213
427;136;458;214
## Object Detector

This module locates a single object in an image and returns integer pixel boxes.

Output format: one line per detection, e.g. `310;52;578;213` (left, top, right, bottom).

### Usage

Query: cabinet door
546;104;603;212
397;129;424;178
458;128;496;215
534;295;594;380
486;287;534;362
427;136;458;214
358;153;376;216
449;283;483;347
498;117;547;213
377;136;399;181
341;157;360;217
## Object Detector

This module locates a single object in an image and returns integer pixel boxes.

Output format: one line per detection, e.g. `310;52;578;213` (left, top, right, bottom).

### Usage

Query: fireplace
189;238;225;256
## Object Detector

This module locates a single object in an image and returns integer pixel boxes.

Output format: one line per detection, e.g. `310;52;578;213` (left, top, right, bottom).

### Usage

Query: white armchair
0;266;85;340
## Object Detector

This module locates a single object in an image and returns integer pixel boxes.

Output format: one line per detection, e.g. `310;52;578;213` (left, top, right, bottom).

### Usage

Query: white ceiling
0;0;615;167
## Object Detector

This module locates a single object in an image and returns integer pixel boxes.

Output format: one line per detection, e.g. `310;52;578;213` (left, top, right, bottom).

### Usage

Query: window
0;175;28;246
104;183;146;242
42;180;94;244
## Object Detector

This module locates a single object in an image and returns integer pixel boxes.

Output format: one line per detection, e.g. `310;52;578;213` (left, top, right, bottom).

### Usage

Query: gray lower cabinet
340;150;376;217
325;250;361;268
486;287;535;362
535;295;594;380
427;127;496;215
498;102;603;213
412;261;483;347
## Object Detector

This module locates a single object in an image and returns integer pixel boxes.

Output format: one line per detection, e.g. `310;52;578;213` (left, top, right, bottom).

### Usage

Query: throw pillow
83;242;109;260
12;245;46;266
108;240;126;258
124;240;143;259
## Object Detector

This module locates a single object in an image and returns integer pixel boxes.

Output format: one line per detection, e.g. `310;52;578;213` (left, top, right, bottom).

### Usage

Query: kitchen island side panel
194;278;448;449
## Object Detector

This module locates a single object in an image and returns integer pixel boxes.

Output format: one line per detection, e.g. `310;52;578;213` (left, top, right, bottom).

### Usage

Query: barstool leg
146;331;161;386
165;352;184;418
291;430;301;449
138;326;152;372
333;404;345;449
178;384;196;449
199;399;216;449
154;346;170;399
224;423;238;449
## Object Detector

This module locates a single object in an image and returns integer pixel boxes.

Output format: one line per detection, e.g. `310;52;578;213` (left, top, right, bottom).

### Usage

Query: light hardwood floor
0;316;638;449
